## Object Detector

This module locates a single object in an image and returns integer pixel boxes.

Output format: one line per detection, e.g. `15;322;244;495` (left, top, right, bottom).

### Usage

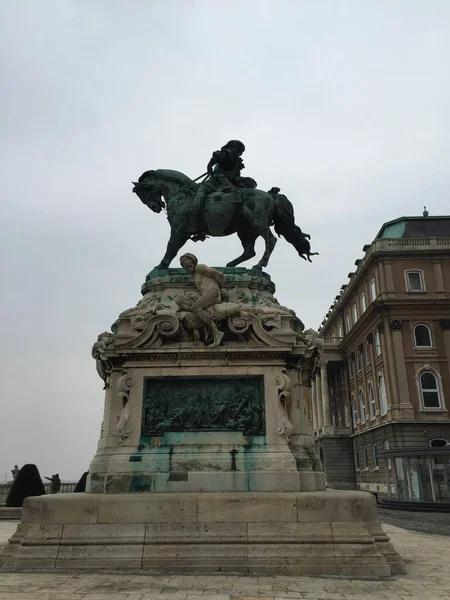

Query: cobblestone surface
2;521;450;599
378;507;450;536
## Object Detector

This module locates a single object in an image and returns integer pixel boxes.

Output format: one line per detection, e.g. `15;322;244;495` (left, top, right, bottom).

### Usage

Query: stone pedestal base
1;491;405;578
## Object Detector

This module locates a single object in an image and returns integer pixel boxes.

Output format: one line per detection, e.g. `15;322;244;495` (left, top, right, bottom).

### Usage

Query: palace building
313;211;450;506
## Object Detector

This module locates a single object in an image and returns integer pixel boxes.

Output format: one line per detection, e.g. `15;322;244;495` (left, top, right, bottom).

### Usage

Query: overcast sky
1;0;449;481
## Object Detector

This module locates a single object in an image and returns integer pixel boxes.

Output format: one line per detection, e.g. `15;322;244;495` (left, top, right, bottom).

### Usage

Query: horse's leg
156;229;190;269
252;224;277;269
226;229;257;268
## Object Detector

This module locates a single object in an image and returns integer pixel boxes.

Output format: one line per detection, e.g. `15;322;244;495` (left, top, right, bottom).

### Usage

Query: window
344;402;349;427
360;293;366;313
378;374;388;414
384;440;392;470
430;439;448;448
363;446;369;469
349;358;354;379
356;350;362;373
352;304;358;324
368;382;376;418
364;342;371;365
374;330;381;356
359;389;366;423
369;279;376;301
373;444;378;468
406;270;424;292
338;325;343;337
419;370;442;409
345;314;350;333
351;394;357;427
414;324;432;347
354;447;360;469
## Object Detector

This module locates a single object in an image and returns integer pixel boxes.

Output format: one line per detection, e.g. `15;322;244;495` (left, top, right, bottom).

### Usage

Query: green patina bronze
142;376;265;437
132;140;318;271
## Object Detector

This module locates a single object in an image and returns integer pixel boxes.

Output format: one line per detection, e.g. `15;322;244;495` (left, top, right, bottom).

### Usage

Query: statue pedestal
3;491;405;577
87;268;323;494
0;268;404;577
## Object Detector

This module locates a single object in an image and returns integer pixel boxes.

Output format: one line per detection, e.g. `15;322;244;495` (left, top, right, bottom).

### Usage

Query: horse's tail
272;196;318;261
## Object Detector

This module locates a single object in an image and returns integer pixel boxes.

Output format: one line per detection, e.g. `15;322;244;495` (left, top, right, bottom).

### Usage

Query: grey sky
1;0;449;480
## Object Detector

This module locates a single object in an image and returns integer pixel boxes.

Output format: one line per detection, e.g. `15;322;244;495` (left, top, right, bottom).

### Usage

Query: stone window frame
338;324;343;337
354;446;360;471
372;443;379;470
360;292;367;314
378;372;388;415
351;393;358;428
352;304;358;325
416;367;446;411
384;440;392;470
413;323;433;348
369;278;376;302
356;350;362;373
364;341;371;366
367;380;376;419
345;314;351;334
363;446;369;470
358;388;366;423
429;438;448;447
374;330;382;357
405;269;425;293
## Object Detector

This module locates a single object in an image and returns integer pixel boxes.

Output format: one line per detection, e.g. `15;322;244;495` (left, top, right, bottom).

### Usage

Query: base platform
1;490;405;578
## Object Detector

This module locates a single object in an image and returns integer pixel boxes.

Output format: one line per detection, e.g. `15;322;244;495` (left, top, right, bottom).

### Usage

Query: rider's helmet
222;140;245;154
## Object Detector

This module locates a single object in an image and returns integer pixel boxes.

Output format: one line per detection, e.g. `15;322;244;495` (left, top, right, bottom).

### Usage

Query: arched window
429;438;448;447
374;330;381;356
359;389;366;423
378;373;388;414
414;324;432;347
368;382;376;418
419;370;442;409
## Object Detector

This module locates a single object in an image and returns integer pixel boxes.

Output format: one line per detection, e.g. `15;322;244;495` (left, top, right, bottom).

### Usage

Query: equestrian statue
132;140;318;271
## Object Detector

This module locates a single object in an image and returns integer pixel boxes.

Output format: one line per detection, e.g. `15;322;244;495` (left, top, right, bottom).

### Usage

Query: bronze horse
132;169;317;270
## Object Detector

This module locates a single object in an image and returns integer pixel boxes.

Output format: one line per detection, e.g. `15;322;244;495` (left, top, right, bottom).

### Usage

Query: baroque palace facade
314;212;450;504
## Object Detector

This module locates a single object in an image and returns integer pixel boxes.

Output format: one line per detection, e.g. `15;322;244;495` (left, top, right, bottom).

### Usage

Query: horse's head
132;175;165;214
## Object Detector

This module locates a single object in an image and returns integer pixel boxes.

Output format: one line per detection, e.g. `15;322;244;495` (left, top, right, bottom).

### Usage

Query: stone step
0;507;22;520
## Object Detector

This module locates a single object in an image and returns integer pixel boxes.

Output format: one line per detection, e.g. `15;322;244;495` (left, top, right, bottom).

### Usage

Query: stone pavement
1;520;450;600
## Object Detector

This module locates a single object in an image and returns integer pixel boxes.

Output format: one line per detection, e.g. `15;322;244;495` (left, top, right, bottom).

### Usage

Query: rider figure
192;140;257;215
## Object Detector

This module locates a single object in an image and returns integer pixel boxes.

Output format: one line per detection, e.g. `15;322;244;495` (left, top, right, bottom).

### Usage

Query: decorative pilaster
315;371;323;431
388;319;414;419
115;371;135;443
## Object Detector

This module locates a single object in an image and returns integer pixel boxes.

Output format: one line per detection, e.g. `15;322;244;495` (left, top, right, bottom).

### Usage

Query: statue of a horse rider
191;140;257;215
132;139;318;270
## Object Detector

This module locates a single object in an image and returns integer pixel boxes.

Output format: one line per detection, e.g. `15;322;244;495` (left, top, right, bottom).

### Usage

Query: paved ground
378;507;450;536
1;520;450;599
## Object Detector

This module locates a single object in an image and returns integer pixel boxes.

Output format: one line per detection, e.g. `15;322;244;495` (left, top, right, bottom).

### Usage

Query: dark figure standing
6;464;46;507
45;473;61;494
192;140;257;214
11;464;19;480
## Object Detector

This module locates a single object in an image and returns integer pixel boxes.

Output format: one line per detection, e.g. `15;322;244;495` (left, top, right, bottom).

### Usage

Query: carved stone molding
440;319;450;330
115;371;135;443
389;319;403;331
273;369;294;441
